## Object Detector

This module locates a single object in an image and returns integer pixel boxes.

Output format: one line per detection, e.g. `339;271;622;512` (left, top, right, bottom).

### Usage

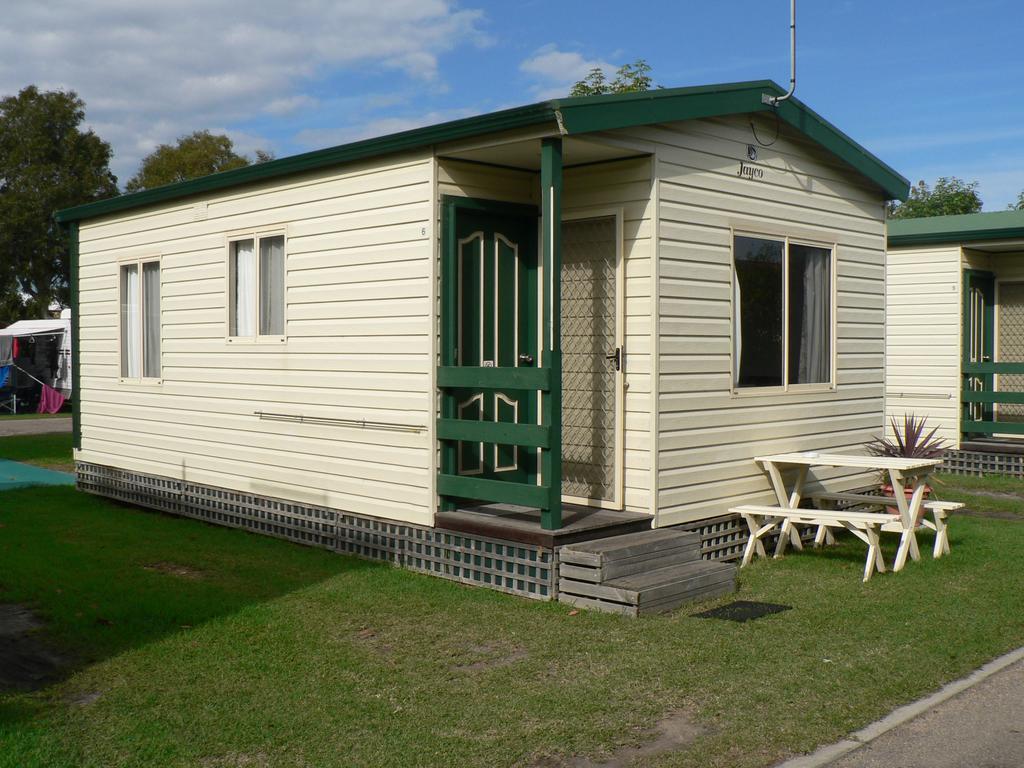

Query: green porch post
540;137;562;530
67;221;81;451
439;198;458;512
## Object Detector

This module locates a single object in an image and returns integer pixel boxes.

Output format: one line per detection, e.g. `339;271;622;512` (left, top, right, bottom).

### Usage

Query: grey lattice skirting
941;449;1024;478
674;514;748;561
76;462;556;600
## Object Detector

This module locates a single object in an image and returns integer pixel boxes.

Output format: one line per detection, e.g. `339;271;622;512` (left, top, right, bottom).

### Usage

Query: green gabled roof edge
56;80;909;224
888;210;1024;247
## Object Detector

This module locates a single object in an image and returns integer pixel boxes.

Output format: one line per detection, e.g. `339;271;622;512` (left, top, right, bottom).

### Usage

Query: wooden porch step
559;560;737;617
559;529;700;566
558;529;701;582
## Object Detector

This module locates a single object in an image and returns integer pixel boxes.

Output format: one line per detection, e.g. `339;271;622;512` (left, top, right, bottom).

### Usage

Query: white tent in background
0;316;72;394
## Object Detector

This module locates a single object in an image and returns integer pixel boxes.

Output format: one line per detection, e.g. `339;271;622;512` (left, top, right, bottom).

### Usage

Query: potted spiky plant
866;414;947;519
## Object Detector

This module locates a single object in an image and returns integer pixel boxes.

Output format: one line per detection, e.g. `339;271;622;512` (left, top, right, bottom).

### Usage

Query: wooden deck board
435;502;651;548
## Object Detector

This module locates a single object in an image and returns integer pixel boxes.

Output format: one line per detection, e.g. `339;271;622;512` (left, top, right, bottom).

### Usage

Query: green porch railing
436;365;557;523
961;361;1024;436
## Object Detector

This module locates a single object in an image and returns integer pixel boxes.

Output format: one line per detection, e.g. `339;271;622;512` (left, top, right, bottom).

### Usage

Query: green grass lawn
933;472;1024;519
0;433;74;473
1;478;1022;768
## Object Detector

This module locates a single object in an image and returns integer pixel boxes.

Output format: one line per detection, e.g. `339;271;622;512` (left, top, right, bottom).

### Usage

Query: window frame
225;228;287;344
117;254;162;385
730;230;837;395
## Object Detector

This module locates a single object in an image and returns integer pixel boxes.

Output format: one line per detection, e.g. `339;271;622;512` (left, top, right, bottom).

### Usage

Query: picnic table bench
730;453;963;582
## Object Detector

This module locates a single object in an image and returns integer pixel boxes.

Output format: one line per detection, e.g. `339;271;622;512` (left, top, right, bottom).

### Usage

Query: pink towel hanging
37;384;66;414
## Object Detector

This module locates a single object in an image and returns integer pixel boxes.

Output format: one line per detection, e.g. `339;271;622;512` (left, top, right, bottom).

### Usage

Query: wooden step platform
559;529;701;582
557;529;737;617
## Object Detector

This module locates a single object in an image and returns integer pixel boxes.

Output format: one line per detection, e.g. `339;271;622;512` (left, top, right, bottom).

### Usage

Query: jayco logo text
737;161;765;181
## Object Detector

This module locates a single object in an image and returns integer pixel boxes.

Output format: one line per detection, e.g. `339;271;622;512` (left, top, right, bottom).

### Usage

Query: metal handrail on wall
253;410;424;433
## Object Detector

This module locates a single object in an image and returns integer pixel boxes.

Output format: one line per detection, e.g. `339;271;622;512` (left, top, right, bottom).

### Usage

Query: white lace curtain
121;264;140;377
232;239;255;336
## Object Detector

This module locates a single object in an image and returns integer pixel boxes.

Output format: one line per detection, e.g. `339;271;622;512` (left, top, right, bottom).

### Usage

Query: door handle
518;353;534;366
605;347;621;372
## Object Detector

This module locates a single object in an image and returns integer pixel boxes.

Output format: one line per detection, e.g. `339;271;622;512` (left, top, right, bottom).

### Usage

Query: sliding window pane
120;264;140;378
259;235;285;336
788;244;831;384
142;262;161;378
734;236;783;387
230;239;255;336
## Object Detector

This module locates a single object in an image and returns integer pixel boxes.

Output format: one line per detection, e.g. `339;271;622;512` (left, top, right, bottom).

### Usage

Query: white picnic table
733;453;959;581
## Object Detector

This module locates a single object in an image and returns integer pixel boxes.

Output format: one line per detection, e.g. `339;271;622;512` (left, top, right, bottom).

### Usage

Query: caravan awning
0;319;70;337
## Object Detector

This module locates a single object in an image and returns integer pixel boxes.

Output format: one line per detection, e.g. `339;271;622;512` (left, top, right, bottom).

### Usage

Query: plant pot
881;483;931;522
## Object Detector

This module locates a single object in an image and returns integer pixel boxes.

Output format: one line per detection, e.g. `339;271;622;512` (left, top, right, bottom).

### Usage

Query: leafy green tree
570;59;656;96
888;177;983;219
0;86;118;320
1007;191;1024;211
125;130;273;192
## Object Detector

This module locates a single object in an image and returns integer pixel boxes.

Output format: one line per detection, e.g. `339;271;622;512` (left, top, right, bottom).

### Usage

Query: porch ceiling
964;239;1024;254
439;136;646;171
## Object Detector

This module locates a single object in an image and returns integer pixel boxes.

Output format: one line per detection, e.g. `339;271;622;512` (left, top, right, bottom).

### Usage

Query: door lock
605;347;622;372
518;353;535;366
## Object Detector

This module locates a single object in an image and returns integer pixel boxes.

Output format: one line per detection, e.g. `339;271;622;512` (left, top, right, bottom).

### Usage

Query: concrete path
0;416;72;437
831;658;1024;768
778;648;1024;768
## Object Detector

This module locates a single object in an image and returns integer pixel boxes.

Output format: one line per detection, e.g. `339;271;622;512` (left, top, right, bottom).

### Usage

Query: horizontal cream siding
885;245;962;448
77;152;436;525
436;156;655;515
614;114;888;526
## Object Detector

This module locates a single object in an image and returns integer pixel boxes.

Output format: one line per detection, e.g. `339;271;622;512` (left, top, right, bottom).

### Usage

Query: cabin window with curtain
732;235;832;390
228;233;285;339
119;259;161;380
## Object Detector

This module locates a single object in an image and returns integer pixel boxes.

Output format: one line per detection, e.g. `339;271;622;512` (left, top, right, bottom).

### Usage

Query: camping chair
0;383;20;413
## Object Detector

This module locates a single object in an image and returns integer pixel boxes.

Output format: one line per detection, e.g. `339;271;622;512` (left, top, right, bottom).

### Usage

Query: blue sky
3;1;1022;207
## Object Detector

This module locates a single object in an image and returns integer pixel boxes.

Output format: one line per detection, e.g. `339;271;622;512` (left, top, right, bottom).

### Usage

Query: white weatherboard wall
436;155;656;515
885;245;962;447
600;114;889;526
77;152;437;526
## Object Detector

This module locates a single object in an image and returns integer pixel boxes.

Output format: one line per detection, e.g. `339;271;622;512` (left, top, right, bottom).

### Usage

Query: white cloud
293;107;480;149
905;159;1024;211
263;95;318;117
0;0;484;183
519;44;615;99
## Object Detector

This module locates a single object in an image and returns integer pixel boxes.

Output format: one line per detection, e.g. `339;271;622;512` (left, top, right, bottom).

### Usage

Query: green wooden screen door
452;205;539;484
965;270;995;425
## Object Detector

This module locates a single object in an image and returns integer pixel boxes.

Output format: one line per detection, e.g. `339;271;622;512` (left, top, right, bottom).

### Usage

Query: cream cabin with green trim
886;211;1024;450
62;80;906;531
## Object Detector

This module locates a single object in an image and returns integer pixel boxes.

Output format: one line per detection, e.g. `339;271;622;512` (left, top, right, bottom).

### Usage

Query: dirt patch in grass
0;604;66;692
532;709;706;767
143;561;205;579
959;507;1023;521
33;460;76;474
64;690;102;707
200;752;271;768
454;643;529;671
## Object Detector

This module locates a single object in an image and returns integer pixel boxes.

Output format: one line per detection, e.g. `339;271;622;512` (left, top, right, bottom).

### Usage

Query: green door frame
437;137;564;529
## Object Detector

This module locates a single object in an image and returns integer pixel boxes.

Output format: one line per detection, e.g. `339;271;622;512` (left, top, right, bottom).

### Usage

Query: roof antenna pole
763;0;796;106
